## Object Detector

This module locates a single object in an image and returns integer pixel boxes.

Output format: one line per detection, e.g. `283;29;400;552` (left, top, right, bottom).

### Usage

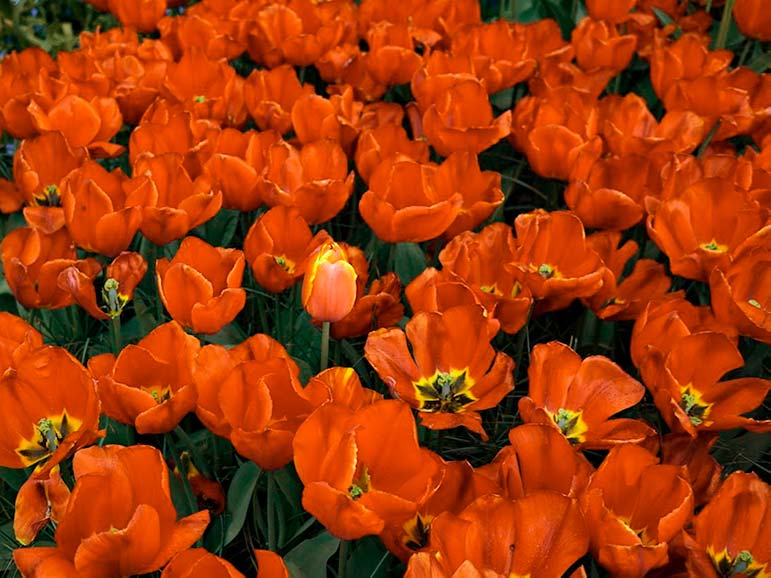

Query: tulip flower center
36;184;61;206
551;408;588;443
274;255;296;273
403;513;432;551
413;369;476;413
348;464;371;500
533;263;562;279
700;239;728;253
679;387;711;426
194;95;206;103
17;413;80;467
708;548;762;577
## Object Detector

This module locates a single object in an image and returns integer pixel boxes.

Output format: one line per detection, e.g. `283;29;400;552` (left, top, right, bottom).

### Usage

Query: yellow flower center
102;277;129;318
274;255;296;274
549;408;589;443
17;412;82;467
402;513;433;551
532;263;562;280
348;464;371;500
413;369;476;414
708;547;768;577
679;386;711;427
35;184;61;207
700;239;728;253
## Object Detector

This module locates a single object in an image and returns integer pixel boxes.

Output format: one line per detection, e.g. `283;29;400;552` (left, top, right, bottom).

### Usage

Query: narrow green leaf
224;461;261;545
393;243;427;287
193;208;240;247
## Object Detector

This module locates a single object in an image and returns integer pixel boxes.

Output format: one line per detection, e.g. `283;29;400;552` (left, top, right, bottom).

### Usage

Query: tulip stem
714;0;736;50
320;321;331;371
110;315;122;355
338;539;349;578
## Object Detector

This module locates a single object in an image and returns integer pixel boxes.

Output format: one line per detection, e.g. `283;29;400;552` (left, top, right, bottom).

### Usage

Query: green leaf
284;531;340;578
347;536;393;578
193;208;240;247
224;461;261;546
393;243;427;287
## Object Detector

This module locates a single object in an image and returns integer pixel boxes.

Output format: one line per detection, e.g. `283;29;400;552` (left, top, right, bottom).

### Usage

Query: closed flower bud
302;241;357;322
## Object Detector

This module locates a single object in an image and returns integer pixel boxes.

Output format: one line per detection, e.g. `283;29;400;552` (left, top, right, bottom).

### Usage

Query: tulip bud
302;241;357;322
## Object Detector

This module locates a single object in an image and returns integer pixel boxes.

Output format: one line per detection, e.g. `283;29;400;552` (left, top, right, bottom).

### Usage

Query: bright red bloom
684;472;770;577
365;304;514;439
520;341;655;449
91;321;200;434
293;399;443;540
13;445;210;577
157;236;246;334
580;444;694;577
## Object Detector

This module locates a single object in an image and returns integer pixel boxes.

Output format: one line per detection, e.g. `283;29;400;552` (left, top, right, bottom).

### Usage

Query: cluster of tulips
0;0;769;576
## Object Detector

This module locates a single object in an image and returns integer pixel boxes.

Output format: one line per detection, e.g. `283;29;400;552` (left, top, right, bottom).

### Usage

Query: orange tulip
135;153;223;246
302;240;358;322
103;0;167;32
171;452;226;515
571;17;637;74
584;231;672;321
162;549;244;578
449;20;537;94
380;460;500;561
438;223;533;334
194;334;302;438
58;252;147;320
60;160;149;256
0;47;58;139
684;472;770;577
581;444;694;577
259;138;354;225
639;332;771;435
585;0;637;23
354;124;430;184
510;86;603;181
13;445;210;577
365;22;424;86
510;210;607;313
163;48;247;127
0;312;43;373
520;341;655;448
1;227;95;310
661;433;721;506
489;424;594;500
710;226;771;344
365;304;515;439
329;272;404;340
290;87;362;154
405;492;589;578
91;321;200;434
359;155;464;243
255;550;290;578
0;345;101;477
244;65;315;134
293;399;443;540
733;0;771;41
14;465;70;546
645;177;767;282
156;236;246;334
27;93;123;158
422;77;512;156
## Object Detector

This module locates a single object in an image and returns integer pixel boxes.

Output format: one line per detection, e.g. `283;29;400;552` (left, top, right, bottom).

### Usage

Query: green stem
109;315;122;355
320;321;330;371
165;432;201;543
338;539;349;578
714;0;736;50
267;472;277;551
